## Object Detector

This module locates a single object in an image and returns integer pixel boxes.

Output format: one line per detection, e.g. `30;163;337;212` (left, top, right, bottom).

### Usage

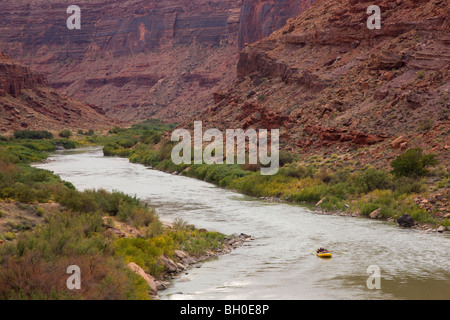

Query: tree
59;130;72;138
391;148;438;177
13;130;53;140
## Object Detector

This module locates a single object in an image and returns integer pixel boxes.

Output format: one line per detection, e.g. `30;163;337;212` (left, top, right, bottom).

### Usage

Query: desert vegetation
0;126;228;300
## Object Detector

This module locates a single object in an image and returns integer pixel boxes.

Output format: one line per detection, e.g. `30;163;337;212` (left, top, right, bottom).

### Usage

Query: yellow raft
316;252;332;258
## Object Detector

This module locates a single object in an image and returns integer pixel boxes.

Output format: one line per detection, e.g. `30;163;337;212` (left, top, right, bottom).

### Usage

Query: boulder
160;255;178;273
369;208;381;219
126;262;158;295
437;226;446;233
397;214;415;228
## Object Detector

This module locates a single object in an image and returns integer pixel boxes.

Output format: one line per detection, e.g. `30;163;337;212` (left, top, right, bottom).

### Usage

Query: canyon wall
238;0;316;49
0;53;46;98
198;0;450;166
0;52;115;132
0;0;314;122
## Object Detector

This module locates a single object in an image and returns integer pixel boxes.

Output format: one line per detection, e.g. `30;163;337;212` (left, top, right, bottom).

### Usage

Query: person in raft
317;248;329;253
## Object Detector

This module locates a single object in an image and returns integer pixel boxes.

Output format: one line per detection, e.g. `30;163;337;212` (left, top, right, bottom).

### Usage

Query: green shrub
140;131;162;145
54;188;98;213
0;144;48;164
16;184;38;203
113;229;224;277
21;140;56;152
116;203;158;228
330;168;351;184
158;141;176;161
0;208;151;300
78;129;95;136
116;138;137;149
36;207;45;217
103;143;132;157
53;139;77;150
314;167;332;183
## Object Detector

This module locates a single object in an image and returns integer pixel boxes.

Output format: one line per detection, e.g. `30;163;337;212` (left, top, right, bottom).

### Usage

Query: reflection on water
34;147;450;300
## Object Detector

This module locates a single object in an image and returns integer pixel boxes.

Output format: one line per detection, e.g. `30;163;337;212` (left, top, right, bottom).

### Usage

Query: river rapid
33;147;450;300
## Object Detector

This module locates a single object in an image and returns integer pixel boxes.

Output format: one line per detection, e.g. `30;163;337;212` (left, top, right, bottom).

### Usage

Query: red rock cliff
199;0;450;167
0;0;315;122
0;53;46;98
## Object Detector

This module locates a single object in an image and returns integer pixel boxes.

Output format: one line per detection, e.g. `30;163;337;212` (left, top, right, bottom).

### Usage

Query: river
33;147;450;300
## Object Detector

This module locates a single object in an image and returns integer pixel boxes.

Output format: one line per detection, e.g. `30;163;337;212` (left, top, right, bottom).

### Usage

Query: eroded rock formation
0;0;314;122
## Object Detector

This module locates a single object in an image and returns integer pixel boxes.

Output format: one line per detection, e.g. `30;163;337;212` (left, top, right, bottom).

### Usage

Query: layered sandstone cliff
0;52;115;132
198;0;450;166
238;0;316;49
0;0;313;122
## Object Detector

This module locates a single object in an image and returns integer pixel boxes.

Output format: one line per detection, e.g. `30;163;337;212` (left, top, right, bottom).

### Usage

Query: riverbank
155;158;450;234
0;132;250;300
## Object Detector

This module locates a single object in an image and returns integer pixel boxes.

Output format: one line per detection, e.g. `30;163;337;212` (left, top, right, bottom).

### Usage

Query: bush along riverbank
0;128;251;300
98;123;449;233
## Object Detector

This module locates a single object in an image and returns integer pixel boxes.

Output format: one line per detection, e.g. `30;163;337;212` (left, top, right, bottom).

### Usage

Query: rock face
0;0;315;122
397;214;415;228
196;0;450;166
0;52;115;132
